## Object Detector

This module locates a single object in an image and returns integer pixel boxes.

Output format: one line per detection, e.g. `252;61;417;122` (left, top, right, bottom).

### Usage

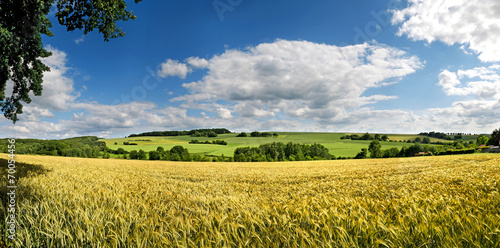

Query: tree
355;148;367;159
0;0;142;122
129;150;138;159
477;135;489;146
422;137;431;144
383;147;400;158
149;150;160;160
138;149;147;160
381;135;389;141
156;146;165;153
368;140;382;158
491;128;500;146
362;133;373;140
236;132;247;137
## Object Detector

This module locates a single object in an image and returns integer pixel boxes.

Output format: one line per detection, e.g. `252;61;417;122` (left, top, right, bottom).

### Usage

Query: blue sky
2;0;500;138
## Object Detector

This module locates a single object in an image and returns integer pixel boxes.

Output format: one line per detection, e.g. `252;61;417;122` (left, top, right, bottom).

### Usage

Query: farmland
100;132;455;158
1;154;499;247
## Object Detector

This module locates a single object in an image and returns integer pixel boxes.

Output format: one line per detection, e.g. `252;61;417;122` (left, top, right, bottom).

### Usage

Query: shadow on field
0;159;51;247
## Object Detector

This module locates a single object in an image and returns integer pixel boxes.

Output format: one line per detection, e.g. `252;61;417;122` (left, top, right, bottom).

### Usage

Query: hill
100;132;460;158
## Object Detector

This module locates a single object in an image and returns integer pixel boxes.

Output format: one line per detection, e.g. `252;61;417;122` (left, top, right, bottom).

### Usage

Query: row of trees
189;140;228;145
234;142;332;162
236;131;278;138
355;139;482;159
124;146;232;162
0;136;104;158
341;133;389;141
419;131;459;140
128;128;231;138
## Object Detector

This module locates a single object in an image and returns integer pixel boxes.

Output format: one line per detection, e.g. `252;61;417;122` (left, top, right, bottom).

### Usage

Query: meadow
1;153;499;247
100;132;453;158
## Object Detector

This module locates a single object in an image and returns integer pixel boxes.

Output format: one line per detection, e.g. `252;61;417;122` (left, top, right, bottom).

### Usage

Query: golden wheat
1;154;499;247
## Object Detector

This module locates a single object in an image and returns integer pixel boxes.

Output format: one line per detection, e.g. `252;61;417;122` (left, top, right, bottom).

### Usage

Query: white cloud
33;46;79;112
431;65;500;131
437;65;500;98
75;35;85;44
157;59;191;79
186;57;209;69
217;107;233;119
392;0;500;62
4;46;80;122
173;39;422;122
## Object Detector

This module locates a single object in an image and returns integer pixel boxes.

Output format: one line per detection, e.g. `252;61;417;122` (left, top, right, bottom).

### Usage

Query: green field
100;132;455;157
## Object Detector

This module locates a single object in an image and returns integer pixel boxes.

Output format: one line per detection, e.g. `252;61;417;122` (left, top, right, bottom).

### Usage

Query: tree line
189;140;228;145
0;136;104;158
341;133;389;141
128;128;231;138
236;132;278;137
354;139;486;160
233;142;332;162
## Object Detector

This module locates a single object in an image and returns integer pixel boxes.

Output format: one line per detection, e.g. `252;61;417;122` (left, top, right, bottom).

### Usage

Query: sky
1;0;500;139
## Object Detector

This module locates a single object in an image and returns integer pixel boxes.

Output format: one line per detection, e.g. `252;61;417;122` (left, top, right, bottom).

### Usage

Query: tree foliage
491;128;500;146
129;128;230;137
234;142;332;162
368;140;382;158
0;0;142;122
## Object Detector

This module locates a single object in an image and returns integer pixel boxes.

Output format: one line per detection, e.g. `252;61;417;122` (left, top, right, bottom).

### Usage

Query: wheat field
1;154;499;247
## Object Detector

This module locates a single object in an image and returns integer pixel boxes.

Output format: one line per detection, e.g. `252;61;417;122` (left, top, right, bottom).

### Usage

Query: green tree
355;148;367;159
138;149;147;160
129;150;138;159
362;133;373;140
149;150;160;160
477;135;489;146
368;140;382;158
422;137;431;144
491;128;500;146
0;0;142;122
236;132;247;137
156;146;165;153
382;147;400;158
381;135;389;141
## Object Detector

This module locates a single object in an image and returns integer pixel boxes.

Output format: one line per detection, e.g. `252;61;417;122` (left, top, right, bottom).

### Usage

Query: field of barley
1;154;500;247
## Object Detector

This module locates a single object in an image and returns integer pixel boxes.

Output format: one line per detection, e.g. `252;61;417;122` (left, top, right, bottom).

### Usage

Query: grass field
100;132;454;157
1;154;499;247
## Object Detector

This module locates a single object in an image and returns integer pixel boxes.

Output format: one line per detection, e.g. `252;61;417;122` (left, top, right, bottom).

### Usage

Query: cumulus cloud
3;46;80;122
431;65;500;131
157;59;191;79
186;57;209;69
217;107;233;119
437;65;500;98
172;39;422;121
392;0;500;62
32;46;79;112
